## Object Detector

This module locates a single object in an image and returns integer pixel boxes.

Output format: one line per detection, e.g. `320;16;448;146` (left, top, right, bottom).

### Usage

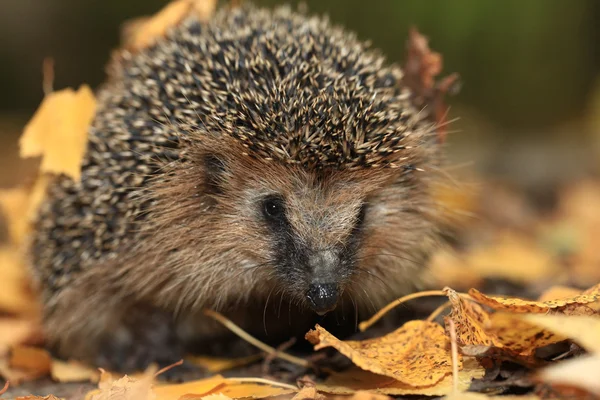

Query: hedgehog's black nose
306;283;338;315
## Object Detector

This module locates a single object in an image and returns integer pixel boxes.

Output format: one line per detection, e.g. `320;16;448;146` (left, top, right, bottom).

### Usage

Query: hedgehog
29;4;444;371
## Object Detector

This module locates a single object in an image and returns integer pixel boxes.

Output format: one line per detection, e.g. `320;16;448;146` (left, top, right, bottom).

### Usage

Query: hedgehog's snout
306;283;339;315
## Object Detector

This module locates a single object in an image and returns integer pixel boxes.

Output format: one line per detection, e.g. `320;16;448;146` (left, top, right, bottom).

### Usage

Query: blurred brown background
1;0;599;190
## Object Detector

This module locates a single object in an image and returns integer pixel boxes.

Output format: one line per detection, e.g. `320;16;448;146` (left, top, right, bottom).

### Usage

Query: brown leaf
402;28;458;143
306;321;457;386
20;85;96;181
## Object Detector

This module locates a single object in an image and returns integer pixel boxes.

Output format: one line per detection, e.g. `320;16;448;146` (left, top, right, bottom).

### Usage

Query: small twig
0;381;9;396
448;318;459;394
204;309;311;369
154;359;183;377
262;337;297;375
359;290;447;331
426;300;451;322
225;377;297;391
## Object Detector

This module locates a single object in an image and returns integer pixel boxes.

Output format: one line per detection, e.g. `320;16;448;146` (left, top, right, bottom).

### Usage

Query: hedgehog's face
195;138;436;315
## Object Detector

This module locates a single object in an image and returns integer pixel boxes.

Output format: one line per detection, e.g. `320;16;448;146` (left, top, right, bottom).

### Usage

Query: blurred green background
1;0;599;189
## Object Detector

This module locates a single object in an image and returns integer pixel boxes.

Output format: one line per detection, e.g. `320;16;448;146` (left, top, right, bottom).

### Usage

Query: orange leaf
20;85;96;181
9;346;52;378
126;0;217;50
318;357;484;396
444;288;502;348
521;314;600;354
468;283;599;314
306;321;457;387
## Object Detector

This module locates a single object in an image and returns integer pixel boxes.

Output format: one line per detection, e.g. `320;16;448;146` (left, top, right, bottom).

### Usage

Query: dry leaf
537;286;582;302
291;385;324;400
468;284;599;314
339;391;394;400
537;355;600;396
443;394;540;400
51;359;100;383
126;0;217;50
87;368;156;400
306;321;456;386
444;288;502;348
200;381;295;399
196;395;232;400
20;85;95;181
9;346;52;379
152;375;225;400
465;233;561;284
520;314;600;354
319;357;484;396
15;396;62;400
186;354;261;373
0;248;39;315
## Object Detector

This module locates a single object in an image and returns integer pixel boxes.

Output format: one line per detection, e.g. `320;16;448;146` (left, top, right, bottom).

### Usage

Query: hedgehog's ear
203;153;227;195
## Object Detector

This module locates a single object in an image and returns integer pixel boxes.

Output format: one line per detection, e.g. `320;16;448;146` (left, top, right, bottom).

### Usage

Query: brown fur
30;4;442;367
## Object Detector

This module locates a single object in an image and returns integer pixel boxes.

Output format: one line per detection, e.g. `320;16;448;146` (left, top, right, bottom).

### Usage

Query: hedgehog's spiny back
31;5;434;296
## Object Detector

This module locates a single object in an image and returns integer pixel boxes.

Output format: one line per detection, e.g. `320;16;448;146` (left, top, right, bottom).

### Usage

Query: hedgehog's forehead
215;90;428;170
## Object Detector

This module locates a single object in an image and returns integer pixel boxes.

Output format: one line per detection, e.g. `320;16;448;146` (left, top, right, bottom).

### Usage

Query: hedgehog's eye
262;195;285;221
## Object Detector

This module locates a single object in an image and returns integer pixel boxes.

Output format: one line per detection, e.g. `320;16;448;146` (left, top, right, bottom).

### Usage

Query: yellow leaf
0;247;38;315
468;283;599;314
306;321;457;387
186;354;261;373
521;314;600;354
465;232;561;284
152;375;225;400
51;359;100;383
318;357;484;396
0;319;34;352
537;355;600;396
444;288;503;348
20;85;96;181
127;0;217;50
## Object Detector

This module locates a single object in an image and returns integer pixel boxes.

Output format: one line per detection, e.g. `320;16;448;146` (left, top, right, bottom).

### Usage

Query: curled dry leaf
520;314;600;354
318;357;484;397
306;321;457;387
14;396;62;400
468;282;600;314
444;288;566;359
125;0;217;50
444;288;502;348
20;85;96;182
536;355;600;396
